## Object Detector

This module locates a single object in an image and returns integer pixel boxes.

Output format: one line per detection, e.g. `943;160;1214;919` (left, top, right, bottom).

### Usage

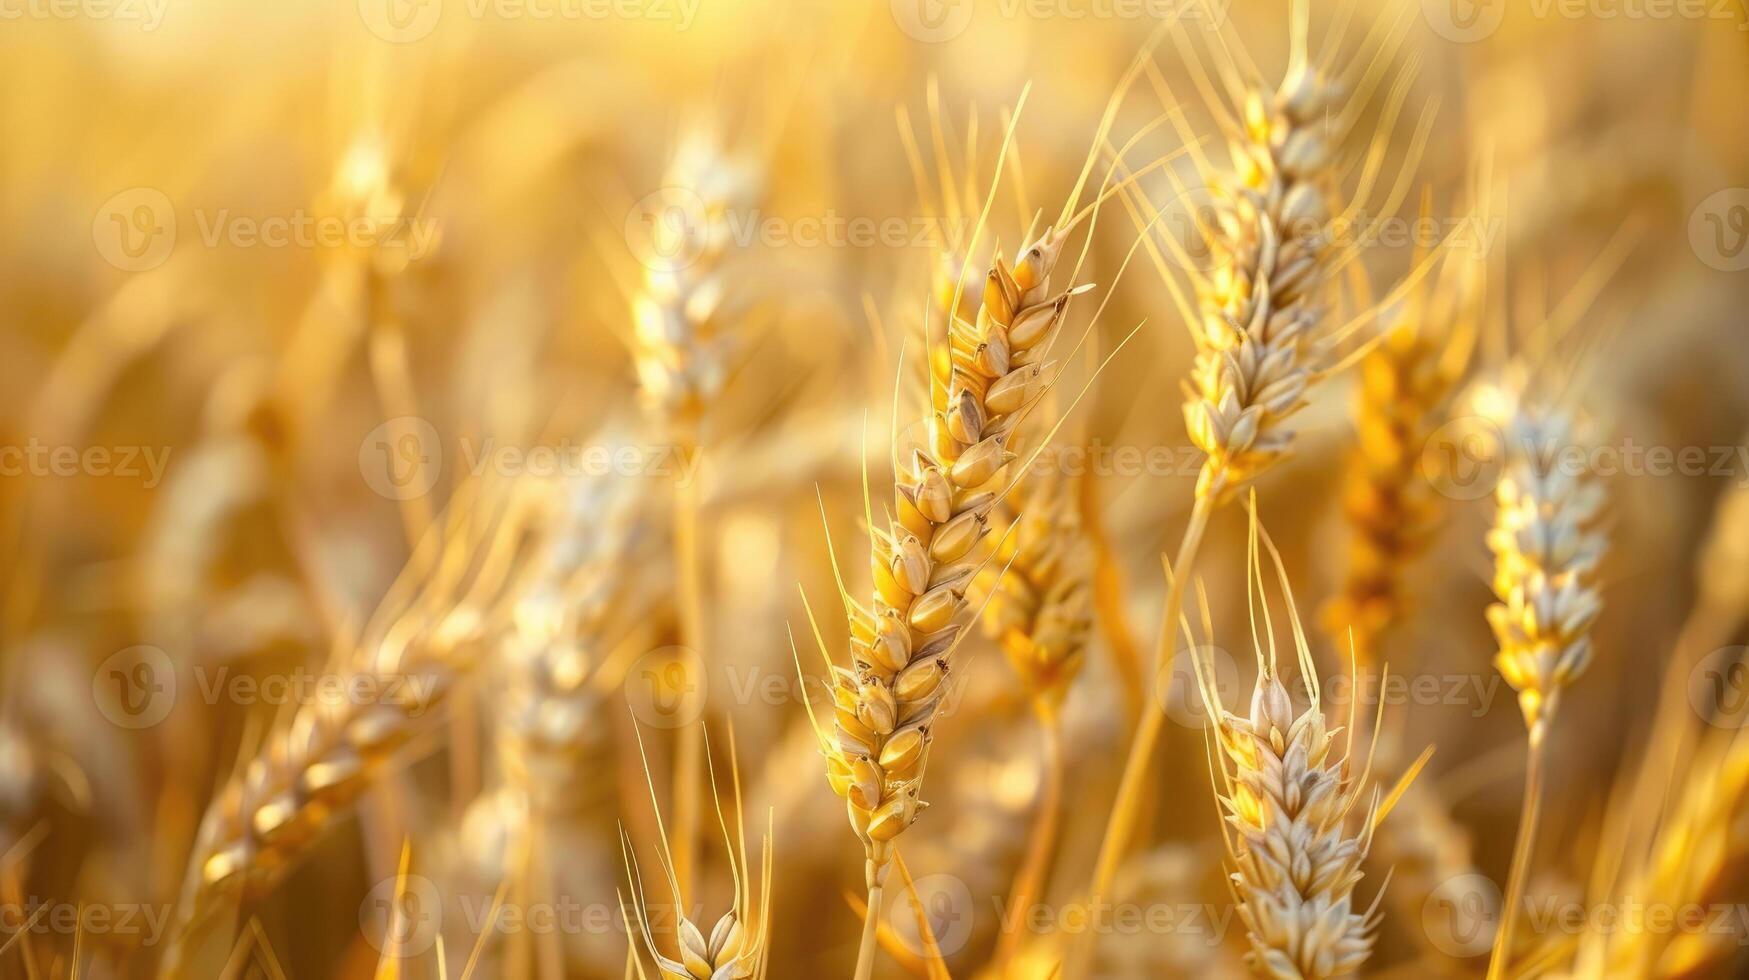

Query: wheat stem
672;429;705;902
854;883;884;980
1077;494;1211;968
996;710;1064;967
1490;719;1548;980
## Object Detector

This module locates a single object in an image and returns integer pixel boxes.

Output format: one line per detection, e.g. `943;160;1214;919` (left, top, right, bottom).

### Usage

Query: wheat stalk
1202;511;1382;979
821;222;1077;973
162;471;611;966
1483;403;1607;980
630;130;762;902
979;469;1092;966
1087;43;1367;930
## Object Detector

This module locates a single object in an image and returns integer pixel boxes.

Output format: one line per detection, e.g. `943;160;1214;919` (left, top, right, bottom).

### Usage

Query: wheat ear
816;217;1079;980
1484;405;1607;980
631;131;760;902
1322;242;1479;668
621;720;772;980
1088;51;1361;928
162;474;555;967
1203;508;1382;978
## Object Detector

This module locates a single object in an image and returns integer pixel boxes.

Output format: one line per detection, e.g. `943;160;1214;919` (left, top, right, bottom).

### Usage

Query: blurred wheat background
1;0;1747;977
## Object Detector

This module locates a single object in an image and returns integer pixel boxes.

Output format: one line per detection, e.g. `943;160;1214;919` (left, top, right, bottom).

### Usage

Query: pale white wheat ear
630;125;764;903
630;129;761;425
1481;397;1607;980
1199;502;1384;979
621;720;772;980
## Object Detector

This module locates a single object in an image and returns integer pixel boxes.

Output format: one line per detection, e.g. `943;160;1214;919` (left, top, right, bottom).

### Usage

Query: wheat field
2;0;1748;977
